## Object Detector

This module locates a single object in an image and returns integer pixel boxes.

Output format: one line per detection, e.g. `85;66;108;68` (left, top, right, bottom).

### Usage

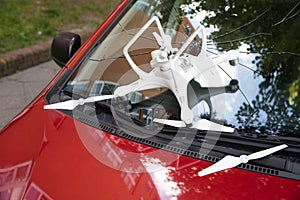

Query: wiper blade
198;144;288;177
154;118;234;133
239;132;300;145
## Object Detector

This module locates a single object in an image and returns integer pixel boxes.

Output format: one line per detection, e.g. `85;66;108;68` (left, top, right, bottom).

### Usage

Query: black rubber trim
70;109;300;181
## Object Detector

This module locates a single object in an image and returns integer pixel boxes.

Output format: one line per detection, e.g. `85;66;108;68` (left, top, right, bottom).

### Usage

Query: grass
0;0;120;53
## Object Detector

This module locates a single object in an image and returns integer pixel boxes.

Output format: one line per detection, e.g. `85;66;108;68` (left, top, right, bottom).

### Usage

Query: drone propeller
198;144;288;177
44;95;114;110
153;118;234;133
153;32;174;53
152;32;164;48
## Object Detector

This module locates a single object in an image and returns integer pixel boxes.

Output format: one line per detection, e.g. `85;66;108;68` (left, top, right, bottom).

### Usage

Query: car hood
0;97;299;200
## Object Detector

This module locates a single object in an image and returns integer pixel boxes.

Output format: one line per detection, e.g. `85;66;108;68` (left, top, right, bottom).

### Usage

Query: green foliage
0;0;120;53
193;0;300;136
179;0;300;136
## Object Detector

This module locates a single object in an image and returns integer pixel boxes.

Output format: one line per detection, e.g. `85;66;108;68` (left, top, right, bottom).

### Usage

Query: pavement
0;60;60;130
0;27;93;78
0;27;94;131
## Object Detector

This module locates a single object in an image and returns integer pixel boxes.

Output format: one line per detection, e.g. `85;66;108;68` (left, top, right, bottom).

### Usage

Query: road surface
0;60;60;130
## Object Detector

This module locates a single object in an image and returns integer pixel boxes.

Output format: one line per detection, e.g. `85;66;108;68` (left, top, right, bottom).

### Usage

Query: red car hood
0;96;299;200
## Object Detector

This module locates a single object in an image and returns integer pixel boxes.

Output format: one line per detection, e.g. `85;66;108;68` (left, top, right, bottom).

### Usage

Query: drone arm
187;79;239;108
130;79;239;115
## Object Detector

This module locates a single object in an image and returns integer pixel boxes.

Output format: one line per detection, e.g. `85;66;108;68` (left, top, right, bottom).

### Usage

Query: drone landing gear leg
171;73;194;125
180;104;194;125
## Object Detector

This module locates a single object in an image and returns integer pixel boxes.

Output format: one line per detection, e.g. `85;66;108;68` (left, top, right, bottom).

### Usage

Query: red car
1;0;299;199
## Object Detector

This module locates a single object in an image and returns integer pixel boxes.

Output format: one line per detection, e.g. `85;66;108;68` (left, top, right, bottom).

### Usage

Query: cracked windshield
61;0;300;138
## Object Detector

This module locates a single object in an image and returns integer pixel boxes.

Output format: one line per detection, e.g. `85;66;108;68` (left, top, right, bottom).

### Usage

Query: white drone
44;17;288;177
45;16;239;132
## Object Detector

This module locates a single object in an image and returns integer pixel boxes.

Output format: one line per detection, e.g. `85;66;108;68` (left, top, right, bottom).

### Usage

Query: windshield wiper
238;132;300;146
154;118;234;133
198;144;288;177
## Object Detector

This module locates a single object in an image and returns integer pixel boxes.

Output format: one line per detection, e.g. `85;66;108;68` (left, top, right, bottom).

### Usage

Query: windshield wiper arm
238;132;300;146
198;144;288;177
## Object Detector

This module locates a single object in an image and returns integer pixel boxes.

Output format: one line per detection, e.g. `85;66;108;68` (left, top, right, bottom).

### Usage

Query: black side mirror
51;32;81;68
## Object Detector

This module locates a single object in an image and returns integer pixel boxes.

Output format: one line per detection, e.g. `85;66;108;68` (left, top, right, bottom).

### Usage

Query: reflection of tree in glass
185;0;300;136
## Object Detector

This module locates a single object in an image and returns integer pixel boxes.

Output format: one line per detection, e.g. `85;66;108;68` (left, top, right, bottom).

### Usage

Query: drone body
114;16;239;127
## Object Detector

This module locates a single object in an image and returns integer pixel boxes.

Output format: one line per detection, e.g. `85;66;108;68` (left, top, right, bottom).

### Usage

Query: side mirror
51;32;81;68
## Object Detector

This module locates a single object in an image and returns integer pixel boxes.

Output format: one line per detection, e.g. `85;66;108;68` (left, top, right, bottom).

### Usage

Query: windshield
51;0;300;138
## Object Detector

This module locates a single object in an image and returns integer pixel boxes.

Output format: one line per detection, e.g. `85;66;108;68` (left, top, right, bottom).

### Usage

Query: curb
0;27;94;78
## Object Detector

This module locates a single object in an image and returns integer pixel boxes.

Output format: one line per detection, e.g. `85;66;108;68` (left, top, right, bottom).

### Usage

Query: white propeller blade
44;95;114;110
153;32;173;53
198;156;241;177
153;118;186;127
248;144;288;160
153;32;164;47
193;119;234;133
153;118;234;133
198;144;288;177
